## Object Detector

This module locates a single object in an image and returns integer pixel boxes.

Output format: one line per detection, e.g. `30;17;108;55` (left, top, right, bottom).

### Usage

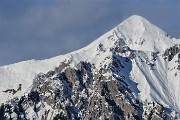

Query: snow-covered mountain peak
119;15;165;36
0;15;180;119
116;15;174;52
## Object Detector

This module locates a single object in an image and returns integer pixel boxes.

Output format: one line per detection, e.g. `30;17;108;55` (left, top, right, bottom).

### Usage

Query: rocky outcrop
163;45;180;61
163;45;180;71
3;84;22;95
0;54;175;120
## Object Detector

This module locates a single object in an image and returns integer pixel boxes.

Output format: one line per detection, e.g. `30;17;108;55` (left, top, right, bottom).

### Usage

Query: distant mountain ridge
0;15;180;119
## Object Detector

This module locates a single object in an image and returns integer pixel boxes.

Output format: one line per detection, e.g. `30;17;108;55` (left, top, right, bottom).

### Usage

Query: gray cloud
0;0;179;66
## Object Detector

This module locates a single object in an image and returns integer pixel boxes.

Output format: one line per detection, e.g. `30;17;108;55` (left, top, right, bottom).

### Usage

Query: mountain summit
117;15;174;52
0;15;180;119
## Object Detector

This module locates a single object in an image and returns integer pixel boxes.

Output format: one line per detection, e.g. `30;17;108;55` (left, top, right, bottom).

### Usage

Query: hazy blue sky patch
0;0;179;65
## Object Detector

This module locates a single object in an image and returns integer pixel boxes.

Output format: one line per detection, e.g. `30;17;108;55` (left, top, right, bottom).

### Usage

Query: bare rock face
163;45;180;71
0;54;175;120
163;45;180;61
0;38;177;119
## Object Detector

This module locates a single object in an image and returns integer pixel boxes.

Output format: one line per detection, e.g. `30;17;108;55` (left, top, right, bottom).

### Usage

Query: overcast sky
0;0;179;66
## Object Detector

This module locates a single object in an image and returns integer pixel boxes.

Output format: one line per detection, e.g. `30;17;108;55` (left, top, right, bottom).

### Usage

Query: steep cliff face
0;15;180;119
0;57;173;120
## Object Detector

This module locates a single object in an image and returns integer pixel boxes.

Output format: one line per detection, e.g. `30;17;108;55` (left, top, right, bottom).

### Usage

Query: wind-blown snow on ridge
117;15;174;52
0;24;116;104
0;15;180;115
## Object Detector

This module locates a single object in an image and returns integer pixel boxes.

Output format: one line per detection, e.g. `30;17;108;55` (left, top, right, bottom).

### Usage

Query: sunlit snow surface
0;15;180;113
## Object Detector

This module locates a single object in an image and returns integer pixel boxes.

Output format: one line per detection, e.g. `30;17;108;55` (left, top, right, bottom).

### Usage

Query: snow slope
0;15;180;113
